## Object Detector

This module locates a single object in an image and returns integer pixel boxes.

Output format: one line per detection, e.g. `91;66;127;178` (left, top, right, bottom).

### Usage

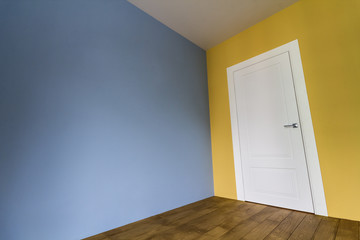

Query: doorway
227;40;327;215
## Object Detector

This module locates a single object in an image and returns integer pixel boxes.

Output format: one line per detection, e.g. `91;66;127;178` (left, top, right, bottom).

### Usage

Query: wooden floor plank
218;206;283;240
264;211;306;240
335;219;359;240
107;220;168;240
143;224;202;240
242;209;292;240
267;208;293;222
83;197;360;240
143;199;247;240
105;197;231;239
186;201;264;233
249;206;281;223
197;203;271;240
216;219;260;240
103;197;227;238
133;198;245;240
112;207;219;240
288;214;322;240
313;217;339;240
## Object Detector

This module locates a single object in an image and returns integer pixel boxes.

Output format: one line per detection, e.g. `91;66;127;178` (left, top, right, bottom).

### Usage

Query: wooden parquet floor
85;197;360;240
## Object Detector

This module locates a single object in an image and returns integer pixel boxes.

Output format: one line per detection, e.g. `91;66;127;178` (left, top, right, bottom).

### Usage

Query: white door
232;52;314;213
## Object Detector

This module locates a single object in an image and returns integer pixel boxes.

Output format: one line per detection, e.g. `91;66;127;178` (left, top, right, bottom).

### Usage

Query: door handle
284;123;299;128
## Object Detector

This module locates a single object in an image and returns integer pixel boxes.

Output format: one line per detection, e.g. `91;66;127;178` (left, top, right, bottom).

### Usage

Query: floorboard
264;211;306;240
84;197;360;240
313;217;339;240
288;214;322;240
335;219;359;240
242;209;291;240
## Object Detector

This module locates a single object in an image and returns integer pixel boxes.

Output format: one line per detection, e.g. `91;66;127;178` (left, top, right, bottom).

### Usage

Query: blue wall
0;1;213;239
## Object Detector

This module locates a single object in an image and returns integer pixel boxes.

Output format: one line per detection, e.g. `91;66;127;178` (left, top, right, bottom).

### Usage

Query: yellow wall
207;0;360;221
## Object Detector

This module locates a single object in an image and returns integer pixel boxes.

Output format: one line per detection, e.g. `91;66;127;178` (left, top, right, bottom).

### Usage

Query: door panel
233;52;314;212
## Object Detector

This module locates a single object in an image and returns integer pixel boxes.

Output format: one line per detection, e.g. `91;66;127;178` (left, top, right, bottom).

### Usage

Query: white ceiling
128;0;299;50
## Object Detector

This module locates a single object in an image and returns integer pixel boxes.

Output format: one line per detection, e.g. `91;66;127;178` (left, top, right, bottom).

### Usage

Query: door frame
226;40;328;216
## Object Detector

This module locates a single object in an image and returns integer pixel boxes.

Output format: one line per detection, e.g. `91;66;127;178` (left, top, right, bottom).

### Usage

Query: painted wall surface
0;1;213;239
207;0;360;221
